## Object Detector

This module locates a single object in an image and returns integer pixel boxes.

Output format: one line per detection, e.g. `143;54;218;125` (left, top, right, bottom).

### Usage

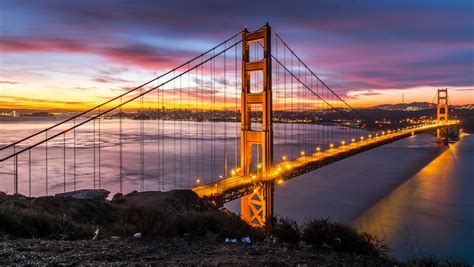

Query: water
0;118;472;262
0;117;367;196
354;135;474;262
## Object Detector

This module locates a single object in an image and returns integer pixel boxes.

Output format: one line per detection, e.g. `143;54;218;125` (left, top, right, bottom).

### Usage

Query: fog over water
1;118;472;262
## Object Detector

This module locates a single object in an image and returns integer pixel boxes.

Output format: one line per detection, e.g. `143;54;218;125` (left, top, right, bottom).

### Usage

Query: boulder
55;189;110;201
114;190;212;213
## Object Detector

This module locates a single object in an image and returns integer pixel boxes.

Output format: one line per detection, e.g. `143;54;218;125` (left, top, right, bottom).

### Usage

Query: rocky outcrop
55;189;110;201
112;190;212;213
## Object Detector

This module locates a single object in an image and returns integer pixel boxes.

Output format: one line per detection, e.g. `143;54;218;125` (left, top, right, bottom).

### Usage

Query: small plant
302;218;387;256
266;217;300;246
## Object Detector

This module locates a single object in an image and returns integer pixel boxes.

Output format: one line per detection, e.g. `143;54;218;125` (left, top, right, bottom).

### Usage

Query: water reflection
354;135;474;263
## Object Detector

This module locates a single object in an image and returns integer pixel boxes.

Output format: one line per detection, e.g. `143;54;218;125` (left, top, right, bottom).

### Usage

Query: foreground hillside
0;190;467;266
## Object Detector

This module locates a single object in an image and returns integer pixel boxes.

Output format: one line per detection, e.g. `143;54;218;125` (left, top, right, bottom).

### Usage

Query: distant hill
370;102;434;111
369;102;474;111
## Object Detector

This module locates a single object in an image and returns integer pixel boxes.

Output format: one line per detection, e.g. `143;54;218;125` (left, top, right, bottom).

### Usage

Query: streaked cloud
0;0;472;109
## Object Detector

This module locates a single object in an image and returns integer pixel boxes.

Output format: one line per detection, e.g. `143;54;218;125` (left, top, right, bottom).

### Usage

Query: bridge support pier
241;181;274;226
240;24;273;227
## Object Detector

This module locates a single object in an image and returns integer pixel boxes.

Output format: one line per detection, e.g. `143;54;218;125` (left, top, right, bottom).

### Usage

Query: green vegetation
302;218;387;256
107;206;259;240
266;217;300;246
0;191;470;265
0;205;93;239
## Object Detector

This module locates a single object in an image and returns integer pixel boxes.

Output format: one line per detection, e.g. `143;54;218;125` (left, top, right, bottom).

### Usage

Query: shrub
106;206;169;237
168;210;262;240
0;206;93;239
302;218;387;256
266;217;300;246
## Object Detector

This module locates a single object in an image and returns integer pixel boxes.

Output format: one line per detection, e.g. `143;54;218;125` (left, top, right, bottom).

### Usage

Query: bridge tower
436;88;448;141
240;24;274;226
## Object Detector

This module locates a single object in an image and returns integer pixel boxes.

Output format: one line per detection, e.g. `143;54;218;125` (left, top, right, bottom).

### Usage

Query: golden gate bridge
0;24;460;226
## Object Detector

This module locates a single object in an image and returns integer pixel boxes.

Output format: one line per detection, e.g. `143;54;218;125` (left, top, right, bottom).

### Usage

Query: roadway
192;121;460;205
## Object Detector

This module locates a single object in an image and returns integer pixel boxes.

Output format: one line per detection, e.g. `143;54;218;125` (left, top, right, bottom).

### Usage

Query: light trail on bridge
192;120;460;205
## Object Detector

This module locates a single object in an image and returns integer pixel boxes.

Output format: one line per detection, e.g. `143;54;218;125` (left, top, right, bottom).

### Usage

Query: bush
266;217;300;246
302;218;387;256
168;210;262;240
106;207;262;241
0;206;93;239
106;206;168;237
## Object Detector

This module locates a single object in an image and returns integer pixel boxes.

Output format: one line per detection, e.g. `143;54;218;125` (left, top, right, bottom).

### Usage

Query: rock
241;236;252;244
55;189;110;201
225;238;238;244
111;193;125;204
32;194;118;225
118;190;212;213
133;233;142;239
92;229;100;240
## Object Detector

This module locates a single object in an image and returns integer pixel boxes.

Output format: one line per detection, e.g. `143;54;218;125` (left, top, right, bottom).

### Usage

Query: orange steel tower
240;24;273;226
436;88;448;140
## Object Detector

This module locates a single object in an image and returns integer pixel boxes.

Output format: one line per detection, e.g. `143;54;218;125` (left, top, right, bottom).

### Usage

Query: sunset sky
0;0;473;110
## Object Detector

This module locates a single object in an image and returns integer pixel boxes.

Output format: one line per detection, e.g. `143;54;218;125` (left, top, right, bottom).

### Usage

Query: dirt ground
0;237;397;266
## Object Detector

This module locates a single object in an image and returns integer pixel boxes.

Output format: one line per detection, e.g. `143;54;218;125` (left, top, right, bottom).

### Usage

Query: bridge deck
192;122;459;205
